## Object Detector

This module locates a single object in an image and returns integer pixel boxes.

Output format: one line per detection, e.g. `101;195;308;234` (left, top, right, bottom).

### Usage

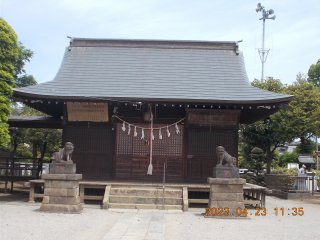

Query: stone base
213;166;239;178
49;163;76;174
40;170;82;213
40;203;83;213
206;178;247;218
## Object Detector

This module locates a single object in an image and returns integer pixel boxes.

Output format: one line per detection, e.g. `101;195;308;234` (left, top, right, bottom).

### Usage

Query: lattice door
116;123;183;177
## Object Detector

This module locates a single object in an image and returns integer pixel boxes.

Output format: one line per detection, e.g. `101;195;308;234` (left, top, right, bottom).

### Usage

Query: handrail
0;156;44;193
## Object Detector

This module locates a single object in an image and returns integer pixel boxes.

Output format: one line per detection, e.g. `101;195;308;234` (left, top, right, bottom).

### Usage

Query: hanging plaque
67;102;108;122
187;109;240;126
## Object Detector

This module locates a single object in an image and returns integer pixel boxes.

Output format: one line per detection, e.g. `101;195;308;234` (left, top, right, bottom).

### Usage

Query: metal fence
266;173;316;195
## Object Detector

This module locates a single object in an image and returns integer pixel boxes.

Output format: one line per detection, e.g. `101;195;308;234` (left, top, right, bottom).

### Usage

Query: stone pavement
1;194;320;240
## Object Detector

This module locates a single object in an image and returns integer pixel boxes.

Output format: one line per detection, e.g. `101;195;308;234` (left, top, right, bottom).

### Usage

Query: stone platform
40;164;83;213
205;178;247;218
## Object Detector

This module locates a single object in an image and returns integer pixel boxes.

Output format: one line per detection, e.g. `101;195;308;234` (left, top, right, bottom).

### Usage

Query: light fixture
144;111;152;121
255;3;276;80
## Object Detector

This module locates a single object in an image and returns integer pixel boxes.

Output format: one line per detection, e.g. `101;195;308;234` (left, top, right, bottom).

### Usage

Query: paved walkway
1;194;319;240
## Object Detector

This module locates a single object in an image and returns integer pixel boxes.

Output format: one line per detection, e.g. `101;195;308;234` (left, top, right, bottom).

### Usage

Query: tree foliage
0;18;19;147
272;74;320;153
13;41;36;87
240;77;287;174
10;105;62;162
308;59;320;88
240;74;320;175
249;147;266;186
280;151;298;168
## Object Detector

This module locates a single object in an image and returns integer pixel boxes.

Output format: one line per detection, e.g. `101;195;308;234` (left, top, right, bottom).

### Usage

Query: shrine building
11;38;293;182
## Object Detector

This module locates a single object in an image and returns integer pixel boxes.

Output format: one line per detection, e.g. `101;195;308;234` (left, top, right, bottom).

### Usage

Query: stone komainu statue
52;142;74;164
216;146;236;167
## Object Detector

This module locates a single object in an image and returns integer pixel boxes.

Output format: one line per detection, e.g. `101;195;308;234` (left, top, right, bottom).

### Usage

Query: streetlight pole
255;3;276;80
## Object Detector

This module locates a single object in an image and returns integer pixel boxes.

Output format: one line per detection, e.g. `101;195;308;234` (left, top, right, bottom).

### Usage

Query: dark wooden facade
59;104;239;182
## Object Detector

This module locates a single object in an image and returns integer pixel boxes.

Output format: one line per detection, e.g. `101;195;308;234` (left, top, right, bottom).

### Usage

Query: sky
1;0;319;85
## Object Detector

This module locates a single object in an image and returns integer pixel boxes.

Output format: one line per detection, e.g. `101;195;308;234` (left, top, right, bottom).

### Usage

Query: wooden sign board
187;109;240;126
67;102;108;122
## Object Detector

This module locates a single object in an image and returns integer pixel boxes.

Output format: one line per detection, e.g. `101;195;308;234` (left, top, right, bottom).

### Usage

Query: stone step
108;203;183;210
109;195;182;205
110;187;182;198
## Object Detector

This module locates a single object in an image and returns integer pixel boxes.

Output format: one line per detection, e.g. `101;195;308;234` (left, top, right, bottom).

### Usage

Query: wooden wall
61;105;240;182
185;127;238;181
63;122;115;180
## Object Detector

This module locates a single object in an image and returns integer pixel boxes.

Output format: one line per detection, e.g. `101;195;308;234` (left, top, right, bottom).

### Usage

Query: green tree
272;74;320;153
249;147;266;186
10;105;62;175
308;59;320;88
240;77;288;174
0;18;19;147
13;41;36;87
280;151;298;167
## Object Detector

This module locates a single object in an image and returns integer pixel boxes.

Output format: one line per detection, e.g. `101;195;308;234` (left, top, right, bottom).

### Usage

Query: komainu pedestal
213;166;239;178
40;163;83;213
206;178;247;218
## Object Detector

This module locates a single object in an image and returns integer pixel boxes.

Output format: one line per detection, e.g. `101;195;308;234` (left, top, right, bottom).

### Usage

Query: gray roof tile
14;39;292;104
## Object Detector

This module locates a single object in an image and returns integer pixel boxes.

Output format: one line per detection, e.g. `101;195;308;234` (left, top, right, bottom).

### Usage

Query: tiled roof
14;38;292;104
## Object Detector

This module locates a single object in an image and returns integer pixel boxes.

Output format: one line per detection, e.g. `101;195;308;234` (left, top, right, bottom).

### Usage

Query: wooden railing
0;156;43;193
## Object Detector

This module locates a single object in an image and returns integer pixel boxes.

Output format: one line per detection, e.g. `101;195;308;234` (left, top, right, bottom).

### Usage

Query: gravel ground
0;195;319;240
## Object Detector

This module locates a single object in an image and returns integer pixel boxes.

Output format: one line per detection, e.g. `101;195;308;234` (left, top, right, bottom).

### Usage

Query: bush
271;168;298;175
280;151;298;168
